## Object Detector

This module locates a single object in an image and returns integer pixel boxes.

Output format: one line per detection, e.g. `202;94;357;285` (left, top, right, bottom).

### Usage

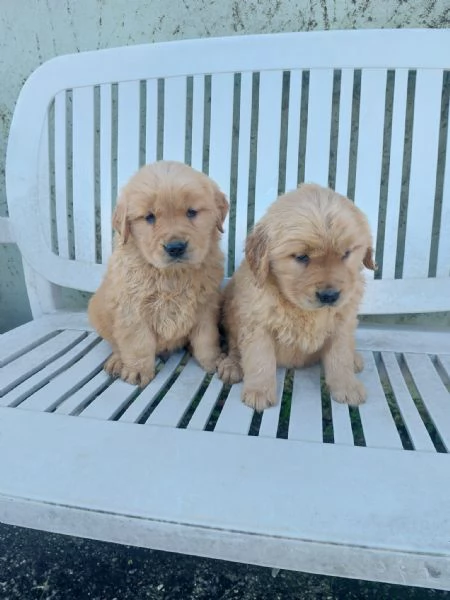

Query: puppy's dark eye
294;254;309;264
145;213;156;224
342;250;351;260
186;208;198;219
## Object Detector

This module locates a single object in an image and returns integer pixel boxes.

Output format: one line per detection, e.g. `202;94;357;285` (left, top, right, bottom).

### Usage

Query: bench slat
117;81;140;191
354;69;387;250
382;69;408;279
146;359;206;427
284;69;302;192
19;340;111;412
254;71;283;222
187;375;223;431
190;75;205;172
80;378;138;420
100;83;113;261
214;383;254;435
163;76;187;162
0;331;87;395
234;72;252;267
437;96;450;278
1;407;449;556
54;91;69;258
38;114;51;245
73;86;96;263
1;407;450;589
1;333;100;408
436;355;450;380
209;73;234;272
380;352;435;452
209;73;234;196
258;368;285;438
357;351;403;450
304;69;333;186
145;78;158;164
331;402;354;446
0;322;61;366
55;370;110;415
119;352;184;423
334;68;354;196
404;353;450;451
289;365;322;442
403;69;443;278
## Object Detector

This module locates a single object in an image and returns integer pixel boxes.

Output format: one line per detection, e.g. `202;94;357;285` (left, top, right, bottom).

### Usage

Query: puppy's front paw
330;378;366;406
120;363;155;387
353;352;364;373
217;354;243;384
242;386;277;412
104;353;123;377
195;350;221;374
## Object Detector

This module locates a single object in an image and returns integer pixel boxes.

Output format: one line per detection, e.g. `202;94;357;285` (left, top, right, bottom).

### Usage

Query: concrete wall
1;0;449;332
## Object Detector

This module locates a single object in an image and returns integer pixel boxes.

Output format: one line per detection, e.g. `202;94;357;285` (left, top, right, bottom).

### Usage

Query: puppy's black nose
164;240;188;258
316;288;340;305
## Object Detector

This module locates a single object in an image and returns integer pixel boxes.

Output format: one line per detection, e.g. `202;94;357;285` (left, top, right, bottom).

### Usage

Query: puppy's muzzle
316;288;340;306
164;240;188;259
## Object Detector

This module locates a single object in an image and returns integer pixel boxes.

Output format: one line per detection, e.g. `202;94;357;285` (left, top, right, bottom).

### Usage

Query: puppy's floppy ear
245;224;270;288
112;197;130;243
363;247;377;271
214;189;229;233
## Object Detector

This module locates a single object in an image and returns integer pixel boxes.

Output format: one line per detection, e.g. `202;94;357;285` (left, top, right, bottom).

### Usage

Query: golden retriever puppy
88;160;229;386
218;183;376;411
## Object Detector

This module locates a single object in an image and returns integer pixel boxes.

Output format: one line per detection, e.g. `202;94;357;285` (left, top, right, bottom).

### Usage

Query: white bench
1;29;450;590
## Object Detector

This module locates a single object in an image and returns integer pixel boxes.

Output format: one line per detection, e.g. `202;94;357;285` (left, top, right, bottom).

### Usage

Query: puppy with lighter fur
89;160;228;386
218;183;376;411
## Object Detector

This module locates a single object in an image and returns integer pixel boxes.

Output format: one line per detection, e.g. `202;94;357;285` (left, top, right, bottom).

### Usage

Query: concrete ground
0;524;448;600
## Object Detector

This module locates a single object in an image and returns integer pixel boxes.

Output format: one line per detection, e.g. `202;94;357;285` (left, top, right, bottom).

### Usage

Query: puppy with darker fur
89;160;228;386
218;183;376;411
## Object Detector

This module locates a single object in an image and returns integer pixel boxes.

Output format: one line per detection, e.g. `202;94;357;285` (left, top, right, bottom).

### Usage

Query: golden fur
218;183;376;411
88;160;229;386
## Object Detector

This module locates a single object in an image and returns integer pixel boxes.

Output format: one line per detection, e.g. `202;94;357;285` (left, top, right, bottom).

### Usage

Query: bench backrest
6;29;450;315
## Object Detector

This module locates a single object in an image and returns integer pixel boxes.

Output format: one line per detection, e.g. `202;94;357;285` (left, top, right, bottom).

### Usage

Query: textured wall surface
1;0;449;331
